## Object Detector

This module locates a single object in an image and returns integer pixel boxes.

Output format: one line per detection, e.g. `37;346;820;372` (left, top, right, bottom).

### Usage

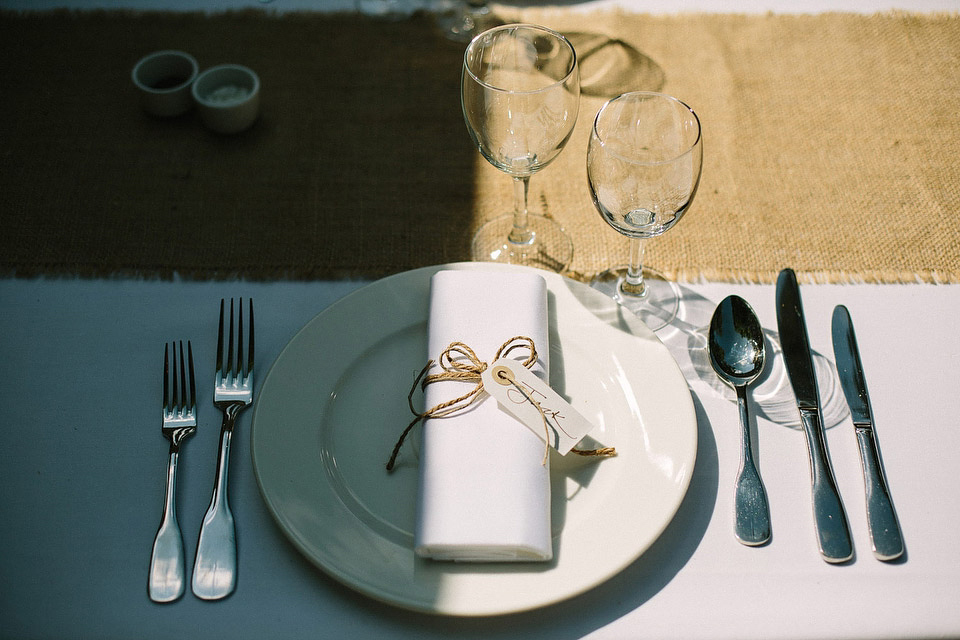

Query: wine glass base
471;214;573;272
434;2;503;43
590;266;681;331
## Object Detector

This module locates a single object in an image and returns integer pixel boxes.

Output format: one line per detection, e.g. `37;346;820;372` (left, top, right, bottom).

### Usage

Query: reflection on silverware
193;298;254;600
709;295;771;546
638;282;849;430
832;305;904;561
693;327;850;430
776;268;853;563
149;341;197;603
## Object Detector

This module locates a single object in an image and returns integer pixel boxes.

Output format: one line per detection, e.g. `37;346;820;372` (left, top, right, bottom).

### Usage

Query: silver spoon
709;295;771;546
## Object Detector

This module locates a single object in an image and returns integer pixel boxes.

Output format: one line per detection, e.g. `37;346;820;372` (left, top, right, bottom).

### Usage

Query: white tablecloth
1;276;958;639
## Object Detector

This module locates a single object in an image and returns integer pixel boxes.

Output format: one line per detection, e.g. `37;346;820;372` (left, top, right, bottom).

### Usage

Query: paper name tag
480;358;596;455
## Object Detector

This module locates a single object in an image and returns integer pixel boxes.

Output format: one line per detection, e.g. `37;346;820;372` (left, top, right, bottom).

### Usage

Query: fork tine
237;298;244;379
247;299;255;378
163;342;170;414
172;341;180;413
227;299;235;380
178;341;188;416
216;299;225;378
187;340;196;413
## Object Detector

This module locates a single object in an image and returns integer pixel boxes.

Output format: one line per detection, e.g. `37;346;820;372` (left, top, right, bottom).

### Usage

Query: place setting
165;22;900;617
244;23;706;615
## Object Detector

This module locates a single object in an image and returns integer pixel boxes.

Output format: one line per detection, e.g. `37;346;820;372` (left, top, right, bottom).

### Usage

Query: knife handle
855;427;904;561
799;410;853;563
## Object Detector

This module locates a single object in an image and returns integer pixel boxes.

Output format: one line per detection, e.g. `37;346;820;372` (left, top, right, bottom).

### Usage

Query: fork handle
149;449;186;603
192;420;237;600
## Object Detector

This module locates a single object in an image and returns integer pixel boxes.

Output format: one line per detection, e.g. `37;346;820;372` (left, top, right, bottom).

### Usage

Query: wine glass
462;24;580;271
587;91;702;330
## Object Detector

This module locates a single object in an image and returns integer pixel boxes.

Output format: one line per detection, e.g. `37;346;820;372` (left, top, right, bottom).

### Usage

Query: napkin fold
414;270;553;562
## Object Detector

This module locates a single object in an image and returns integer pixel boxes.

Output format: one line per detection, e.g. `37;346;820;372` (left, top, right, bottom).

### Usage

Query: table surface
2;276;959;640
2;1;959;639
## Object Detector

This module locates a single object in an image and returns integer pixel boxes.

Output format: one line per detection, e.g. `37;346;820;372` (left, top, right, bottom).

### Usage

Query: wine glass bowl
587;91;702;328
462;24;580;269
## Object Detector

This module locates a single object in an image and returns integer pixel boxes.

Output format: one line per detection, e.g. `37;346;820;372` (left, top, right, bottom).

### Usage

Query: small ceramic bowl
131;50;199;118
192;64;261;134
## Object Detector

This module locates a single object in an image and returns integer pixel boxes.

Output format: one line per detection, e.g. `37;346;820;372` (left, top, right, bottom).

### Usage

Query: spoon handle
734;385;771;546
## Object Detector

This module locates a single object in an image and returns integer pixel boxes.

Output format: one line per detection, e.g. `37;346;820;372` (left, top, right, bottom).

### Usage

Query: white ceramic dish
191;63;260;134
250;263;697;616
131;49;198;117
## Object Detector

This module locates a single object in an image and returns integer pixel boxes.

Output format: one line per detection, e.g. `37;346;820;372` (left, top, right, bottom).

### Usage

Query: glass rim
592;91;702;166
131;49;199;95
463;23;578;95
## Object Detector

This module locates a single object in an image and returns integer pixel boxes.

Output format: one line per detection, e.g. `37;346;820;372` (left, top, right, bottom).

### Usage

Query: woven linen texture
1;9;957;282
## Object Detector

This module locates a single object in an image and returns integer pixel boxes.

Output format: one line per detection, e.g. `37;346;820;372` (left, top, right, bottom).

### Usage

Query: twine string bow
385;336;615;472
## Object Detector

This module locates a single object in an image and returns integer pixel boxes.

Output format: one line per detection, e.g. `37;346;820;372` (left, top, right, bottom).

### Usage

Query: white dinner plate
250;262;697;616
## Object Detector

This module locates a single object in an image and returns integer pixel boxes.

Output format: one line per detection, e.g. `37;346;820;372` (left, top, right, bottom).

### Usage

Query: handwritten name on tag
480;358;596;455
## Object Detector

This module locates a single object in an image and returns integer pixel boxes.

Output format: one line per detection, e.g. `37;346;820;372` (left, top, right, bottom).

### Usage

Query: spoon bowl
709;295;765;386
708;295;771;546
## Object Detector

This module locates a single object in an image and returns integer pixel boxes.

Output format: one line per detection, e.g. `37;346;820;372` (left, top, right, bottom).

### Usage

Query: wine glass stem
623;237;648;297
508;176;535;245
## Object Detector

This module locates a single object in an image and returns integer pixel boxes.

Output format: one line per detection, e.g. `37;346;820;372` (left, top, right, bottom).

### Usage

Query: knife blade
832;305;904;561
776;268;853;562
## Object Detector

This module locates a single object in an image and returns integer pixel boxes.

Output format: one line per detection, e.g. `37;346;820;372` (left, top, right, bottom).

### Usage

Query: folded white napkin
414;269;553;562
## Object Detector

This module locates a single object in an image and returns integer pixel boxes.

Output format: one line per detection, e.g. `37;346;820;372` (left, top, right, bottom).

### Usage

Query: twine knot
385;336;615;472
386;337;536;471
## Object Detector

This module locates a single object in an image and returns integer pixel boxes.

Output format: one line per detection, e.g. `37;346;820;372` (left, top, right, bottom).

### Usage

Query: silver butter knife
776;268;853;563
831;305;904;561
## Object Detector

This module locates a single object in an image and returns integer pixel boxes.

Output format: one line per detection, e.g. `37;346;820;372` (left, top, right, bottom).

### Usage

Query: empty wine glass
462;24;580;270
588;91;702;330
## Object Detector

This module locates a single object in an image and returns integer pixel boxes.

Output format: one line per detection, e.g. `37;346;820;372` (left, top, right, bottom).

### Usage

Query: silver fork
192;298;254;600
149;340;197;603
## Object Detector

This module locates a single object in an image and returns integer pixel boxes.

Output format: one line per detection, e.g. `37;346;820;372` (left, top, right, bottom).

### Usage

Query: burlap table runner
1;8;957;282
